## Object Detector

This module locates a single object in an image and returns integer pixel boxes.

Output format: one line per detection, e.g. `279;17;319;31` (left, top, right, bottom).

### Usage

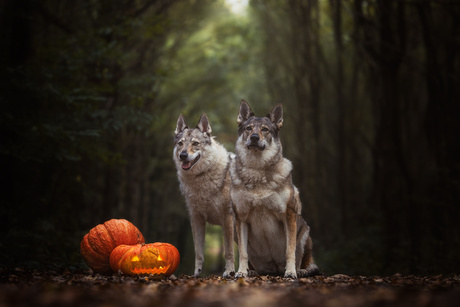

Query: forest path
1;269;459;307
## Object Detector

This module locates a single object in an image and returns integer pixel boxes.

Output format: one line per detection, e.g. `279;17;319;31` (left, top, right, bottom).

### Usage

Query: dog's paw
248;270;257;277
284;270;297;279
193;268;202;277
297;264;322;278
223;270;235;278
235;271;248;278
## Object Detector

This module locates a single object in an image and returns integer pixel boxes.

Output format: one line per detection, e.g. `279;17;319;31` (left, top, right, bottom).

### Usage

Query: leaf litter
1;268;460;307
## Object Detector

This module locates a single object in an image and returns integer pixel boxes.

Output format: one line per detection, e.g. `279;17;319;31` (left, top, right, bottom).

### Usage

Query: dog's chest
179;169;231;225
231;155;295;213
238;167;282;190
242;185;290;214
232;168;291;215
187;197;226;225
246;207;287;273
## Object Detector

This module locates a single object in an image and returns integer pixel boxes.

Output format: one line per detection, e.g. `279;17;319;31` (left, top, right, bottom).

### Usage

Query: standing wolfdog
174;113;235;277
231;100;319;278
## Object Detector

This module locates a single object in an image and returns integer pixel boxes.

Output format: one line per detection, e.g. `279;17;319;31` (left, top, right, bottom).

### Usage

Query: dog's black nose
250;134;260;142
179;151;188;161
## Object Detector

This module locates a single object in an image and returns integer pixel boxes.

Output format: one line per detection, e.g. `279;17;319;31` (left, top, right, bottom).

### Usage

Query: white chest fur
231;155;294;218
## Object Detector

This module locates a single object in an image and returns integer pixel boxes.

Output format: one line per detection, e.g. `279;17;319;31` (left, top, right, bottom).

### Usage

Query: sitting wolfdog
231;100;320;278
174;113;235;277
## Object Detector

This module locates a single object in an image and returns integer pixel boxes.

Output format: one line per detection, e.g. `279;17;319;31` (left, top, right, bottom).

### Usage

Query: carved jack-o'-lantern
109;243;180;277
80;219;145;273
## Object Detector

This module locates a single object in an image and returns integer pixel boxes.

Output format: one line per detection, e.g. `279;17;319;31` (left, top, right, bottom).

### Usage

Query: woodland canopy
1;0;459;276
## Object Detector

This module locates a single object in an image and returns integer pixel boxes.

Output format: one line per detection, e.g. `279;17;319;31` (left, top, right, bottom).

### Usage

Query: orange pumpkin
80;219;145;273
109;243;180;277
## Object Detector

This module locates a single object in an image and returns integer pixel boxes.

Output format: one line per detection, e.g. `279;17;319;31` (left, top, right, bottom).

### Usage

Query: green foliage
158;0;270;145
1;0;459;276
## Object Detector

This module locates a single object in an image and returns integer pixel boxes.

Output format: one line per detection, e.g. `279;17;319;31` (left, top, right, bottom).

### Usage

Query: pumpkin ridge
80;234;112;273
91;226;113;255
116;245;136;269
104;221;118;251
83;235;106;258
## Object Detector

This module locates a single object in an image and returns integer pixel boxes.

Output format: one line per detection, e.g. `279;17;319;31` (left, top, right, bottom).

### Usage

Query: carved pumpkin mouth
131;265;171;275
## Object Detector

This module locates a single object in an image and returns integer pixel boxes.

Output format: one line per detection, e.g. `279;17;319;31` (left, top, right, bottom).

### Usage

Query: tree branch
34;2;74;34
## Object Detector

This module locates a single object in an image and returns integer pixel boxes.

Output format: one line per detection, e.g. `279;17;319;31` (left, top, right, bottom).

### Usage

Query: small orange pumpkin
109;243;180;277
80;219;145;273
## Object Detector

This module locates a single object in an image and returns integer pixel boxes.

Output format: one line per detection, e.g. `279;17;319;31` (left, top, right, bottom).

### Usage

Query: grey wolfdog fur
231;100;319;279
174;113;235;277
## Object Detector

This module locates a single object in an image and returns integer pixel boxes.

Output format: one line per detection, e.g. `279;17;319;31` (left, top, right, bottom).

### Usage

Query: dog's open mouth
181;154;201;170
247;144;266;151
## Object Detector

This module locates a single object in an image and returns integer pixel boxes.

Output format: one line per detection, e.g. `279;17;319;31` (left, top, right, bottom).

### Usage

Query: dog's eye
245;126;252;131
178;142;183;146
192;142;199;146
261;127;269;132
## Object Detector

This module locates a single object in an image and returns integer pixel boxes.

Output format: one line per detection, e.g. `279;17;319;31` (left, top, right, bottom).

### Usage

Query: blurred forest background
1;0;459;276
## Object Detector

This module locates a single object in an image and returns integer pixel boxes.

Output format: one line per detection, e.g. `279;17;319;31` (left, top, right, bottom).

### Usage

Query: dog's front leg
222;213;235;278
284;208;297;278
190;214;206;277
235;219;250;278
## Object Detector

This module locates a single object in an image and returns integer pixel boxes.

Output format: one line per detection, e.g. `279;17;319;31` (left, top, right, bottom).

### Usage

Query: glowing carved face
129;249;171;275
110;243;180;277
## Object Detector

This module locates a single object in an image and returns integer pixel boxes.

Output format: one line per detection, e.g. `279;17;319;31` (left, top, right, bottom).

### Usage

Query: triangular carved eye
157;254;163;261
131;255;140;262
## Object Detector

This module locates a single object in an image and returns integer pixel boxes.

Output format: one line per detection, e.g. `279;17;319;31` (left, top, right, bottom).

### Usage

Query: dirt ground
1;268;459;307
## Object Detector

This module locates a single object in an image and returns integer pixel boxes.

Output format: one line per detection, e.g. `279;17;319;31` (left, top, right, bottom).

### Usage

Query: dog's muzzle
179;151;188;161
247;134;266;151
179;151;201;170
250;134;259;142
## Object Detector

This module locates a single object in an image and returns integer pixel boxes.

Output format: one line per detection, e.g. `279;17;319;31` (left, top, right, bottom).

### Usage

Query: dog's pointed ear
268;104;283;129
175;114;188;136
197;113;212;135
238;100;255;125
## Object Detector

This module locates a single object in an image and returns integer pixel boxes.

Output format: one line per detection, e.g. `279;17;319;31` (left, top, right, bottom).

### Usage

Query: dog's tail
299;236;322;277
